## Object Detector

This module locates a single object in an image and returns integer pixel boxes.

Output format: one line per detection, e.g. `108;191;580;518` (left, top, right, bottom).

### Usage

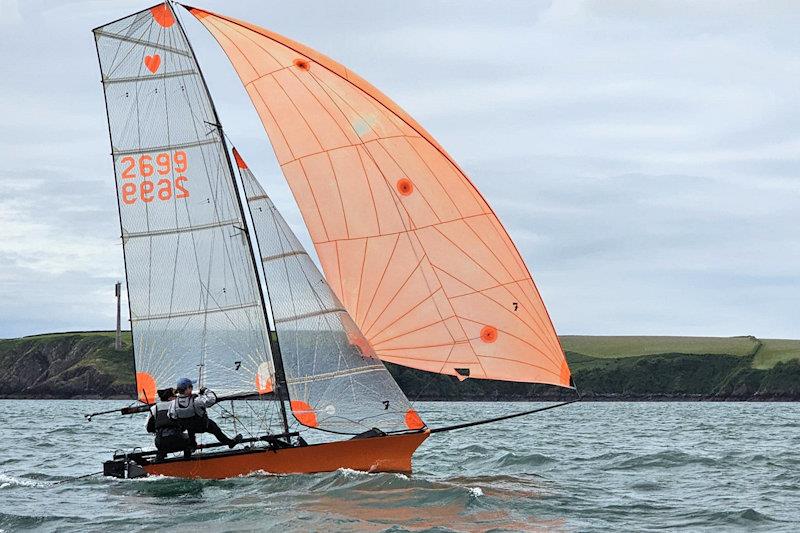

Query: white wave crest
0;473;47;488
468;486;484;497
337;468;369;478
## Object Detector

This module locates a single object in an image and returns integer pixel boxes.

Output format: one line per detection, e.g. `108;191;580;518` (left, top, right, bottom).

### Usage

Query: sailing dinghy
90;3;575;480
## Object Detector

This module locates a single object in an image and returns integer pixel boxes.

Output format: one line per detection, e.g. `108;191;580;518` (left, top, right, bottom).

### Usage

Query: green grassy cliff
0;331;135;398
1;331;798;400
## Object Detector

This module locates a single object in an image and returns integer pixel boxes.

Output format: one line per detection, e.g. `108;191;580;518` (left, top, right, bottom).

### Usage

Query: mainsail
187;7;572;388
94;4;276;401
234;149;424;434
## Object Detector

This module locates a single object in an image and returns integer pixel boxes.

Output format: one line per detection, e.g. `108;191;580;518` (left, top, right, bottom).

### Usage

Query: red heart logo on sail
144;54;161;74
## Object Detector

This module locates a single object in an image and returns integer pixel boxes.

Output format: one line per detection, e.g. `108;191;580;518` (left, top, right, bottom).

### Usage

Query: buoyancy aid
154;401;178;430
170;395;202;418
169;393;217;433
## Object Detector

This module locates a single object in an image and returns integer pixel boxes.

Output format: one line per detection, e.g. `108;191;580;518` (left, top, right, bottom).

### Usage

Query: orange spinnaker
190;7;571;388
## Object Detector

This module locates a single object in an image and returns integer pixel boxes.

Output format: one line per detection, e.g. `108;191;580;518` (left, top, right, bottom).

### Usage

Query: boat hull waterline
139;431;429;479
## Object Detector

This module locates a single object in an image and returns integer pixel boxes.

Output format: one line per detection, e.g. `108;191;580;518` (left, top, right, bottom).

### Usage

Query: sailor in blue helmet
146;387;191;460
168;378;242;454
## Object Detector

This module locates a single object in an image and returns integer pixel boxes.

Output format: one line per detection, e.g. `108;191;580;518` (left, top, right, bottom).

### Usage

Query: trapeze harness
167;391;240;449
151;400;190;459
152;401;183;436
168;391;216;433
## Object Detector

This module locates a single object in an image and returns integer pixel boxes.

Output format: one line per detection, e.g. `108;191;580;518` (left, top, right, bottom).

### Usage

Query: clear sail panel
235;149;424;434
94;4;275;400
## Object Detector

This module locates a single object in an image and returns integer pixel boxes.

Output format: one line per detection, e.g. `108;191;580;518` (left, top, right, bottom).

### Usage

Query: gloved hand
199;387;207;395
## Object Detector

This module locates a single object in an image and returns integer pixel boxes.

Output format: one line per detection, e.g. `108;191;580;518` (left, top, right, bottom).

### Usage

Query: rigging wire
429;398;579;434
53;471;104;485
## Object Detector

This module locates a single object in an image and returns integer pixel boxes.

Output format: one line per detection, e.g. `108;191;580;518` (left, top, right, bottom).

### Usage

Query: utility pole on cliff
115;282;122;351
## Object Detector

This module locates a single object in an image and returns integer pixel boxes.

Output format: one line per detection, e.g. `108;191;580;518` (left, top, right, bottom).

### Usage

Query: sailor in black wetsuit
168;378;242;454
146;387;192;461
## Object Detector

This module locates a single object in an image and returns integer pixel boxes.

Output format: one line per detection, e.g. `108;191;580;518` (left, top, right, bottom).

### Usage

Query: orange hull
143;431;429;479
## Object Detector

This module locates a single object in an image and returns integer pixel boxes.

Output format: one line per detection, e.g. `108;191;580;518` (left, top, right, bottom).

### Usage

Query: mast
114;282;122;351
172;6;291;434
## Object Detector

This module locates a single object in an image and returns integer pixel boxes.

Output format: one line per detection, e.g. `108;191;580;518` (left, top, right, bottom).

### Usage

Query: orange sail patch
135;371;157;403
405;409;425;430
290;400;318;427
232;147;248;169
191;8;573;389
293;58;311;71
396;178;414;196
480;325;498;343
150;4;174;28
255;362;274;394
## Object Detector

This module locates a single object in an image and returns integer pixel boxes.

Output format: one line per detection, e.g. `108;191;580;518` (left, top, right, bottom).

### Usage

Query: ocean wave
0;512;54;530
607;450;718;470
574;451;632;462
493;452;555;468
447;473;545;485
1;400;799;531
629;480;662;492
0;473;49;488
306;468;432;494
672;507;780;528
454;443;494;455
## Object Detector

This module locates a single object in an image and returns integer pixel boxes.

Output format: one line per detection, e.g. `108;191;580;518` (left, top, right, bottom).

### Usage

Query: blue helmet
176;377;195;391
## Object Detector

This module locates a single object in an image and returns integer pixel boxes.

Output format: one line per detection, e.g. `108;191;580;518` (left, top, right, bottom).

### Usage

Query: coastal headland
1;332;798;400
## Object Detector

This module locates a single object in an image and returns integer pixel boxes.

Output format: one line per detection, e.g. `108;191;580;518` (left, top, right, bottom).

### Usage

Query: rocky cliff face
1;332;798;400
0;334;134;398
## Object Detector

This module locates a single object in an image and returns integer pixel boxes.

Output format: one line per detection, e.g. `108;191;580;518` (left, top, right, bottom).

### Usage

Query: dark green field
556;335;800;400
1;331;798;400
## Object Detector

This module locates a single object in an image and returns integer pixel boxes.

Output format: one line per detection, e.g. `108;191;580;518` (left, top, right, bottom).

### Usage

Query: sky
0;0;798;339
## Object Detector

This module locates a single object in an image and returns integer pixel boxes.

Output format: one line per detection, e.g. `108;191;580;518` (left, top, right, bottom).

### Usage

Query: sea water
0;401;798;532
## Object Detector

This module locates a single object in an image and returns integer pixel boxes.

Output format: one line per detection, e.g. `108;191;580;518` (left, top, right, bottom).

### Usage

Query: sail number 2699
119;151;189;205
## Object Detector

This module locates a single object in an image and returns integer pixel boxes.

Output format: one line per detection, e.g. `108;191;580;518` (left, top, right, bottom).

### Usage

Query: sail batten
122;218;240;239
131;301;260;322
273;307;346;324
112;137;219;156
103;69;199;85
93;30;194;57
261;250;307;262
287;366;385;385
190;7;573;388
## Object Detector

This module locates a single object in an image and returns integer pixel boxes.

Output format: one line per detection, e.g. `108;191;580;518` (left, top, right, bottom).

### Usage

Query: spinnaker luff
91;2;574;480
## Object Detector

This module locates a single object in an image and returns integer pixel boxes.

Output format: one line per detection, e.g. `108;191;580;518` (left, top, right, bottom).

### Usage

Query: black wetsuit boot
206;419;242;448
